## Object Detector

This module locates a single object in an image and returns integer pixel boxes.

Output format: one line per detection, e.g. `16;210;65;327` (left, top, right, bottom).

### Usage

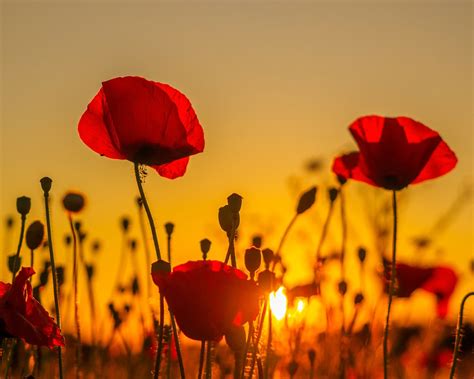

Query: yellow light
269;286;287;321
296;299;305;313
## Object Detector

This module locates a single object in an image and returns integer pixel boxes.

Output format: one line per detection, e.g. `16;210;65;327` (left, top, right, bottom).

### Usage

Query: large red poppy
0;267;65;348
384;262;458;318
78;76;204;179
152;260;261;341
332;116;457;190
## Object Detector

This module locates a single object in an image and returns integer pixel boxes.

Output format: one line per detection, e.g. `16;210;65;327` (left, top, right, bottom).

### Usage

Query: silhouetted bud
6;216;14;229
56;266;65;287
354;293;364;305
257;270;275;293
287;360;298;377
130;239;137;252
358;247;367;263
337;175;347;186
200;238;211;260
79;231;87;243
63;192;85;213
245;247;261;274
225;325;246;353
227;193;243;214
296;187;317;214
85;264;94;280
17;196;31;216
338;280;347;296
74;221;82;232
26;221;45;251
152;260;171;275
121;216;130;232
262;248;274;269
307;349;316;366
39;268;49;287
164;222;174;236
218;205;233;233
117;285;126;294
328;187;338;202
252;235;262;248
40;177;52;194
91;240;101;253
131;276;140;295
136;196;143;208
124;304;132;313
8;255;21;274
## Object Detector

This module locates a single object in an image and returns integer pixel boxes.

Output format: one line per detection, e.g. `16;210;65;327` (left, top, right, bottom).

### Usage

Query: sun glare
269;286;288;321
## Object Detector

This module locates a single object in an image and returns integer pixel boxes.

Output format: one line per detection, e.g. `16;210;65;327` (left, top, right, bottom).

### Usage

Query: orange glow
269;286;288;321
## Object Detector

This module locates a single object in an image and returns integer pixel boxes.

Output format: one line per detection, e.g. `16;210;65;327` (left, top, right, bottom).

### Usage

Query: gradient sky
1;1;472;337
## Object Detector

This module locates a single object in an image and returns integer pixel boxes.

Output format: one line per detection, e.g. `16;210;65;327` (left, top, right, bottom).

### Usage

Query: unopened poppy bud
252;235;262;248
354;292;364;305
262;248;274;268
64;234;72;246
130;239;137;252
337;175;347;186
92;240;101;252
120;216;130;232
39;268;49;287
124;304;132;313
218;205;233;233
74;221;82;232
328;187;338;202
40;177;52;194
200;238;211;260
257;270;275;293
16;196;31;216
152;260;171;275
164;222;174;236
86;264;94;280
225;325;246;353
131;276;140;295
62;192;85;213
6;216;14;229
307;349;316;365
56;266;65;287
227;193;243;214
245;247;261;274
136;196;143;208
26;221;45;251
79;231;87;243
8;254;21;274
358;247;367;263
338;280;347;296
287;360;299;377
296;186;317;214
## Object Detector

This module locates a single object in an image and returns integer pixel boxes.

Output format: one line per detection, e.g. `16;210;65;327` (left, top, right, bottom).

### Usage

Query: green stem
383;190;397;379
43;189;64;379
11;215;26;281
449;291;474;379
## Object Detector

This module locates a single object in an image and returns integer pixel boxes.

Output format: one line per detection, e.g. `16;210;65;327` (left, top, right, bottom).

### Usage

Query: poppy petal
412;140;458;184
151;157;189;179
332;152;377;186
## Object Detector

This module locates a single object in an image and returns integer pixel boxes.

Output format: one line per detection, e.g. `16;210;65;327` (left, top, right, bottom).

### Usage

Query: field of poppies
0;76;473;379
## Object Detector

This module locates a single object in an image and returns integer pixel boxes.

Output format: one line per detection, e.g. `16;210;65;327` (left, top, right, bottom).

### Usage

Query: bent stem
449;291;474;379
171;312;185;379
383;190;398;379
11;214;26;281
271;213;299;272
43;188;64;379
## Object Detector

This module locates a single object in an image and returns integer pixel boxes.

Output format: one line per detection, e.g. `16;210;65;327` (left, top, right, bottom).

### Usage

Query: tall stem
205;340;212;379
137;201;153;303
198;341;205;379
248;300;268;378
154;294;165;379
43;189;64;379
315;201;335;260
11;215;26;281
383;190;397;379
271;213;298;272
449;291;474;379
171;312;186;378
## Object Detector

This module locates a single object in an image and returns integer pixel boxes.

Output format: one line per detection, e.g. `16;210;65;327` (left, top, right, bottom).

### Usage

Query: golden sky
1;1;472;338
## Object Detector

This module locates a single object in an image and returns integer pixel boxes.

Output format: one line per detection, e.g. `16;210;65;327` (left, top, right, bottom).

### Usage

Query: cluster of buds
218;193;242;237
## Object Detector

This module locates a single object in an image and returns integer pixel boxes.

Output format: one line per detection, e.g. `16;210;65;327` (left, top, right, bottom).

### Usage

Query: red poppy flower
152;260;261;341
78;76;204;179
332;116;457;190
384;262;458;318
0;267;65;348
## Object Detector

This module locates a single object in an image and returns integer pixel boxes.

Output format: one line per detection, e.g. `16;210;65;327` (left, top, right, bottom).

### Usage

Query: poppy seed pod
136;196;143;208
164;222;175;236
308;349;316;365
63;192;85;213
130;239;137;252
200;238;211;260
64;234;72;246
26;221;45;251
337;175;347;186
225;325;246;353
296;187;317;214
257;270;275;293
40;177;52;194
85;264;94;280
262;248;274;268
131;276;140;295
74;221;82;232
354;292;364;305
328;187;338;203
245;247;261;274
16;196;31;216
8;255;21;274
338;280;348;296
56;266;65;287
39;268;49;287
358;247;367;263
227;193;243;214
218;205;234;234
252;235;262;249
120;216;130;232
151;259;171;275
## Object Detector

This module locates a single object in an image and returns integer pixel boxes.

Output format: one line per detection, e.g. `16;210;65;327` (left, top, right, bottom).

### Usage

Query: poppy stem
383;190;397;379
42;182;64;379
271;213;299;272
205;340;212;379
133;163;162;260
240;321;255;379
263;305;272;379
449;291;474;379
137;199;153;306
11;214;26;282
171;312;186;378
198;341;205;379
315;198;335;260
248;300;267;378
154;294;165;379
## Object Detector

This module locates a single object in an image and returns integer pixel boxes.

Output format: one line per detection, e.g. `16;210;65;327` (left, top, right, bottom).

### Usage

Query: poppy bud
337;175;347;186
64;234;72;246
252;235;262;248
56;266;65;287
16;196;31;216
287;361;299;377
164;222;174;236
218;205;234;233
92;240;101;253
257;270;275;293
354;292;364;305
130;239;137;252
79;231;87;243
338;280;347;296
225;325;246;353
40;177;52;194
136;196;143;208
307;349;316;365
63;192;85;213
245;247;261;274
39;268;49;287
74;221;82;232
8;254;21;274
86;264;94;280
124;304;132;314
120;216;130;232
6;216;14;229
296;187;317;214
358;247;367;263
328;187;338;203
227;193;243;214
262;248;274;268
131;276;140;295
200;239;211;260
152;259;171;275
26;221;45;251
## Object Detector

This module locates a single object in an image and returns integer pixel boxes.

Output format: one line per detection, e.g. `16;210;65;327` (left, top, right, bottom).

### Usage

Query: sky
0;1;472;340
